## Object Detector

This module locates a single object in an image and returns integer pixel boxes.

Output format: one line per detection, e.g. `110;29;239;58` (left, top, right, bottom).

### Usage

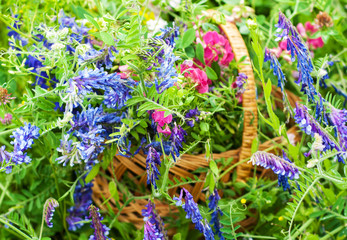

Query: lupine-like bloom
78;46;118;69
264;48;286;91
208;189;224;239
249;151;300;180
155;26;179;48
56;134;83;167
329;106;347;147
9;123;40;167
142;201;167;240
275;12;317;101
0;87;15;105
294;103;346;163
185;108;201;127
7;15;28;48
66;179;93;231
88;205;111;240
277;152;293;192
0;113;13;125
174;188;215;239
146;147;161;189
181;61;210;93
169;123;187;161
43;198;59;228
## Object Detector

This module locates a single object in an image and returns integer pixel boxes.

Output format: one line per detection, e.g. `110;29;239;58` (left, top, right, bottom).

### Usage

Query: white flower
312;133;325;152
307;159;319;168
287;133;296;145
168;0;181;9
51;43;65;51
317;68;328;79
76;44;91;55
246;19;257;29
57;112;74;128
147;18;168;35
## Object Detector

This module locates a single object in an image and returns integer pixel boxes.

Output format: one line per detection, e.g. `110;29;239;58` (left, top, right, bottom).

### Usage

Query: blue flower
185;108;201;127
142;200;167;240
78;46;118;69
43;198;59;228
208;189;224;239
146;147;162;189
155;26;179;48
277;152;293;193
88;205;111;240
7;15;28;48
169;123;187;161
66;179;93;231
274;12;317;101
0;146;12;173
264;48;286;92
174;188;215;239
330;106;347;148
249;151;300;180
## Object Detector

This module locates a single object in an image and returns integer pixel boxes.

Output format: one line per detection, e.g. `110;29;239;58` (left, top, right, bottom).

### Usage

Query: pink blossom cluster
152;110;173;136
272;22;324;61
180;31;234;94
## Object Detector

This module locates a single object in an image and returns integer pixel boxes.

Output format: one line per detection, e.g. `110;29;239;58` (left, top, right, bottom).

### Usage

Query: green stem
288;177;320;239
239;234;277;239
290;218;314;239
38;212;45;240
320;224;346;240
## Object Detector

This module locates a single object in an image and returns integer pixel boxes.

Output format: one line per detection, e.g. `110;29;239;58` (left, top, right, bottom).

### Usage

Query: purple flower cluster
0;123;40;173
0;113;13;125
146;147;162;189
7;15;28;48
155;26;179;48
66;179;93;231
174;188;215;239
249;151;300;180
208;189;224;239
275;12;317;101
43;198;59;228
294;103;346;162
264;48;286;91
88;205;111;240
169;123;187;161
185;108;201;127
142;201;167;240
278;152;293;192
330;106;347;146
78;46;118;70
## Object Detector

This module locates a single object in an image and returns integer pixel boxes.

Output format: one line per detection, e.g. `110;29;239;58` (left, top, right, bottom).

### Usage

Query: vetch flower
264;48;286;92
169;123;187;161
249;151;300;180
185;108;201;127
174;188;215;239
181;61;210;93
66;179;93;231
88;205;111;240
208;189;224;240
142;201;167;240
43;198;59;228
312;133;325;152
146;147;162;189
0;146;12;174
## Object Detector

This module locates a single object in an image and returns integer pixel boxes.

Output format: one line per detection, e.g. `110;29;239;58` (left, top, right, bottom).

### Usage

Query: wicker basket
92;10;300;230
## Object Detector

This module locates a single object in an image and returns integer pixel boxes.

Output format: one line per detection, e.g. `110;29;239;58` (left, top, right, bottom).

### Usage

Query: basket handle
206;10;258;182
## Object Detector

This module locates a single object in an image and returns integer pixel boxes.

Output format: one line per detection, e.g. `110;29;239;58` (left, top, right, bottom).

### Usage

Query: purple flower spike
43;198;59;228
142;201;167;240
169;123;187;160
208;189;224;239
264;48;286;92
174;188;215;239
146;147;162;189
330;106;347;146
249;151;300;180
88;205;110;240
185;108;201;127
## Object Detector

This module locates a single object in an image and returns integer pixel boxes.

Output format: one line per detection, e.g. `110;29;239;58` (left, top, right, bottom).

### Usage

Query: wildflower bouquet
0;1;249;239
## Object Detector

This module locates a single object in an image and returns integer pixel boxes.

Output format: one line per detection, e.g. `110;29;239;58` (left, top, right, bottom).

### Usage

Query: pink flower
296;23;307;38
181;62;209;93
308;37;324;49
279;40;287;51
119;65;132;79
152;110;172;127
157;124;171;137
202;31;234;66
304;22;318;33
0;113;12;125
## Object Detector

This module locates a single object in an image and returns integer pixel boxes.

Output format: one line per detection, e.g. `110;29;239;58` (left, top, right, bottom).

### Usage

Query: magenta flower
181;62;209;93
157;124;171;137
152;110;173;127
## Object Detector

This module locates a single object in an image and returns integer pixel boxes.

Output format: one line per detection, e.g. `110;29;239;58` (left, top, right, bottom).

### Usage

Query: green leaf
200;122;209;132
184;46;195;58
181;28;196;49
85;165;100;183
84;14;100;29
209;160;219;176
100;32;115;46
251;137;259;154
173;233;181;240
109;181;119;202
196;43;205;64
205;66;218;80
